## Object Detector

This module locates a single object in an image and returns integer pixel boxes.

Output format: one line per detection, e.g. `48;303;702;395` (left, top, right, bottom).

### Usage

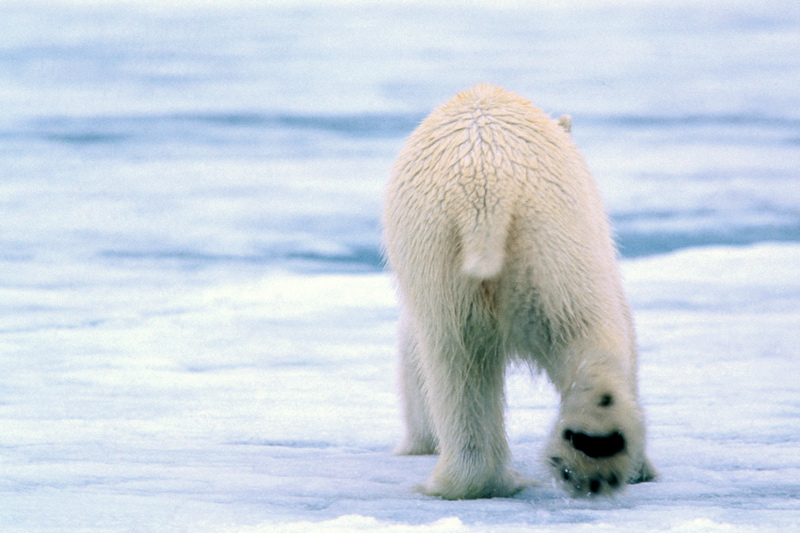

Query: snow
1;245;798;531
1;0;799;530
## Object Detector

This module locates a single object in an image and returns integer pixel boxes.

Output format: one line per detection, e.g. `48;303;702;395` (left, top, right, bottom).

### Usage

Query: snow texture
0;0;798;531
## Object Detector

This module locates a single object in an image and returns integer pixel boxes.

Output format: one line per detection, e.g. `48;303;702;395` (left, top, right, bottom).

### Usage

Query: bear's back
389;85;590;211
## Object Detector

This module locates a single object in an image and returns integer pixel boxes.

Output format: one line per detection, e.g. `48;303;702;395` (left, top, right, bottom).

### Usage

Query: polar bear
383;85;655;500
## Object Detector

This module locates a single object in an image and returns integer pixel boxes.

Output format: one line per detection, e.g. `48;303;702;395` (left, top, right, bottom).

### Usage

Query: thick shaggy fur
383;85;655;499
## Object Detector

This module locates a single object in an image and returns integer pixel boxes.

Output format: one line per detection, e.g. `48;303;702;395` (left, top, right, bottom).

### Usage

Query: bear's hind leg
416;320;525;499
544;340;652;496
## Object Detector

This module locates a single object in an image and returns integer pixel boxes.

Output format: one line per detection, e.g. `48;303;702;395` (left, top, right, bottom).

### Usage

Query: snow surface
1;245;799;531
1;0;799;531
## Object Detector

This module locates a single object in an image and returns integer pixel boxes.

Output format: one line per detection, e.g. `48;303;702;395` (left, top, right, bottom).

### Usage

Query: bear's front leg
394;314;438;456
545;345;655;496
416;335;526;499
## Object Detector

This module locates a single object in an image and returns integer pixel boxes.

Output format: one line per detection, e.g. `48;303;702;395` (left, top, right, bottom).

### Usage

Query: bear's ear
557;115;572;134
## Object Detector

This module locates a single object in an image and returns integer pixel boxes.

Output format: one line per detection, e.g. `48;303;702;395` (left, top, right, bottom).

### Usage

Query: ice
1;0;799;530
1;245;799;531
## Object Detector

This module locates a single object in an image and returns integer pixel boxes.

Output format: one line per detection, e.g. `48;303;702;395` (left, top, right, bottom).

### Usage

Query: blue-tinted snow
0;1;798;531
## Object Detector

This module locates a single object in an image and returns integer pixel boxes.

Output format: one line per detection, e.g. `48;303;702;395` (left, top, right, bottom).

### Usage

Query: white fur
383;85;655;499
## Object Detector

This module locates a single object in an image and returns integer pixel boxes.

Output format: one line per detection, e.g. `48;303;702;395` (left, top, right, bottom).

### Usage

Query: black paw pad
563;429;626;458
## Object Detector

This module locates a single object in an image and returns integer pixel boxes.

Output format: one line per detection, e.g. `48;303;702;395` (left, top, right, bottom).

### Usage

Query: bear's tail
459;208;512;280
